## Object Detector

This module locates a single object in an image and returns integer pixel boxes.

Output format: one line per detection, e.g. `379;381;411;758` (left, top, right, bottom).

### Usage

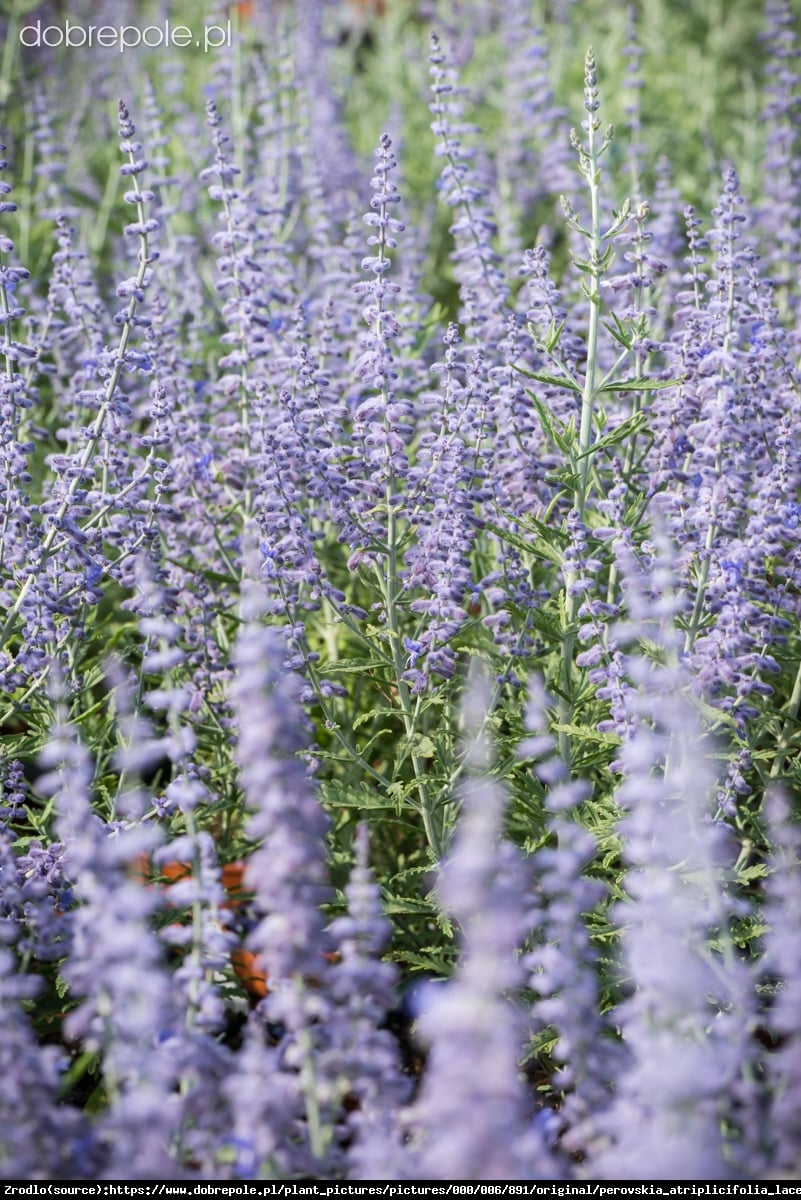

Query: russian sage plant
0;0;799;1180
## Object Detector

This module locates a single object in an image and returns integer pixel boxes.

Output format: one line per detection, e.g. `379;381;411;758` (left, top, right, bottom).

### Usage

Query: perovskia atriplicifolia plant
0;0;799;1178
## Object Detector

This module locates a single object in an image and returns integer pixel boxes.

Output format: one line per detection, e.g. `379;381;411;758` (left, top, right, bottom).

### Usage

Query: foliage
0;0;800;1180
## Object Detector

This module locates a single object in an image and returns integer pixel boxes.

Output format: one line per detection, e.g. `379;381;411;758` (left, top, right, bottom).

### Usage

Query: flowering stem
684;184;739;656
558;48;608;765
378;509;443;860
207;104;254;527
182;808;207;1033
298;1016;327;1163
683;526;715;654
770;656;801;780
0;104;153;654
576;103;603;523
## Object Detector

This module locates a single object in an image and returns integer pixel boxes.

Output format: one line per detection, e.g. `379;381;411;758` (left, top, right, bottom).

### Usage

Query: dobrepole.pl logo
20;19;232;53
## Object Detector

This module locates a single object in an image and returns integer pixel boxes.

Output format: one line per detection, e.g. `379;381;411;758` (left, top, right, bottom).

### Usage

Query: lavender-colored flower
757;0;801;324
495;3;572;256
0;758;27;823
586;560;754;1179
401;670;557;1180
43;701;183;1178
29;88;72;222
759;790;801;1176
225;576;336;1177
1;102;162;700
0;829;94;1178
403;340;487;688
14;837;73;963
522;676;621;1159
0;143;42;695
291;0;360;219
348;133;412;528
429;33;509;349
231;581;332;985
150;824;237;1176
322;823;411;1178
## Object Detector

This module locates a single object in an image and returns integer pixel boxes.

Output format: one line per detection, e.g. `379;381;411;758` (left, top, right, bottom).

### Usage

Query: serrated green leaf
735;863;769;882
320;782;397;810
599;375;683;393
544;468;581;492
382;894;442;915
390;950;456;975
386;780;421;811
528;392;575;457
522;369;582;394
601;313;634;349
518;514;571;548
389;863;437;884
574;411;648;460
483;520;563;568
413;735;436;758
553;722;620;745
326;658;388;677
352;707;393;731
528;608;566;641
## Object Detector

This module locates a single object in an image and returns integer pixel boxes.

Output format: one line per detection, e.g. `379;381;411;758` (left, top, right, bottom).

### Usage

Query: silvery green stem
558;48;609;765
576;73;604;522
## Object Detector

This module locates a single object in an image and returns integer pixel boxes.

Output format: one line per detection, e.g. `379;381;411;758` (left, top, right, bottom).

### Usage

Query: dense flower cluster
0;0;799;1180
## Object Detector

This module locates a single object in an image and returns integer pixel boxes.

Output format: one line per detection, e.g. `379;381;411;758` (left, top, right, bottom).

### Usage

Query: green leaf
526;392;578;459
601;312;634;350
352;707;394;730
519;368;582;394
518;513;571;548
386;780;421;811
391;950;456;975
734;863;769;883
58;1051;101;1100
544;468;581;492
483;520;563;568
320;782;398;810
543;318;566;353
413;735;437;758
553;723;620;746
599;375;684;393
528;608;567;641
326;658;391;676
389;863;438;884
571;254;595;273
574;411;648;460
382;893;443;916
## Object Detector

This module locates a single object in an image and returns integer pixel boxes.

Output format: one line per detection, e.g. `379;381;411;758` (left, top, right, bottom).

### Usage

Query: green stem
770;656;801;781
0;127;151;654
558;49;606;765
683;529;715;656
298;1015;327;1162
576;148;603;521
378;509;443;860
683;188;737;655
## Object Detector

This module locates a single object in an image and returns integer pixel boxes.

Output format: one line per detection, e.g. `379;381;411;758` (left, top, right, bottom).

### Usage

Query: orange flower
130;854;269;998
131;856;340;1002
230;948;269;999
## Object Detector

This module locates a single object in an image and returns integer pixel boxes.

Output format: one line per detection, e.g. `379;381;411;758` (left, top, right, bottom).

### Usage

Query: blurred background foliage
1;0;798;261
